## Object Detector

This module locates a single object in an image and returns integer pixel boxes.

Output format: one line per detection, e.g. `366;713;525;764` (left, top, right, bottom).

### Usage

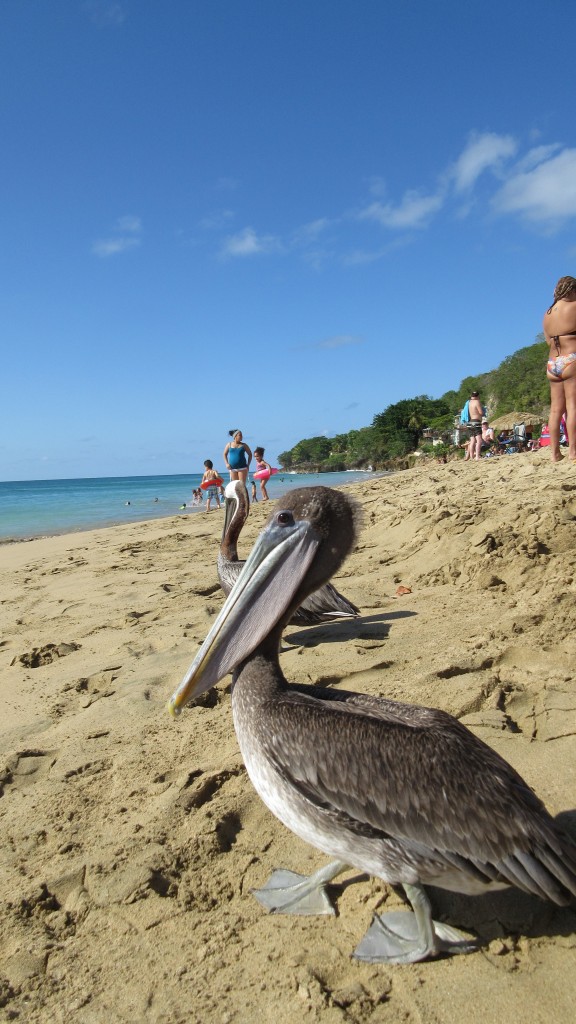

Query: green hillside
279;335;549;471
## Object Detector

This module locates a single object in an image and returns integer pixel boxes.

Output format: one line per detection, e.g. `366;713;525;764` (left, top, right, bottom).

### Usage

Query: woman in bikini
223;429;252;483
543;276;576;462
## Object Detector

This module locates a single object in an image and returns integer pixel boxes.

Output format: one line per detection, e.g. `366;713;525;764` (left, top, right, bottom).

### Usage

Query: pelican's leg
251;859;349;916
353;883;477;964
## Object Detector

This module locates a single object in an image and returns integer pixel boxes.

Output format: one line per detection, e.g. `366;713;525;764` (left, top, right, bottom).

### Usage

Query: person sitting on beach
482;419;495;443
253;446;272;501
223;429;252;483
481;419;496;453
201;460;221;512
497;429;515;454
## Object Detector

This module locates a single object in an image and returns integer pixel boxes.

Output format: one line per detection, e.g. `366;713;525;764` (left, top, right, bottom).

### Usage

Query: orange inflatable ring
201;477;223;490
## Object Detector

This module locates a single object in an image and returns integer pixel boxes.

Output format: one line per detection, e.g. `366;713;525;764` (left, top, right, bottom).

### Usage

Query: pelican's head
168;487;360;716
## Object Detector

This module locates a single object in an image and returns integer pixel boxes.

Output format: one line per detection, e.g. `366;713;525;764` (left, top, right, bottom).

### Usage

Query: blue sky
2;0;576;481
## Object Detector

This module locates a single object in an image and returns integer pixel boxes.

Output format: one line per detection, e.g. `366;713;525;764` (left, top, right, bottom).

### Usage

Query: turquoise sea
0;471;381;542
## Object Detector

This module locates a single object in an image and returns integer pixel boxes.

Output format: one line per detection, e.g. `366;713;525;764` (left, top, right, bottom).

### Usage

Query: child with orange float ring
201;460;222;511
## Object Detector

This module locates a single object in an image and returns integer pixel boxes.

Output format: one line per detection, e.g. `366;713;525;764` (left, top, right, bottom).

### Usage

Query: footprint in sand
74;669;119;708
52;668;121;714
1;749;58;794
10;642;80;668
174;765;245;813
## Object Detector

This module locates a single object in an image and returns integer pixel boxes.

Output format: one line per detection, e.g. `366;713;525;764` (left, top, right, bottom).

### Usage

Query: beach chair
497;432;514;454
513;423;526;448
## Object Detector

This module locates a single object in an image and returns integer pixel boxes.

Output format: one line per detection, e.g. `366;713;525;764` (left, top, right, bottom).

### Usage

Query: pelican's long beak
168;514;321;716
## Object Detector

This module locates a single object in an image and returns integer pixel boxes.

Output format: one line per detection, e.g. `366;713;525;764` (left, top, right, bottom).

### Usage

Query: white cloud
83;1;125;27
220;227;282;257
342;234;412;265
301;248;330;271
294;333;363;352
214;176;239;192
492;148;576;224
116;215;141;233
200;209;235;230
514;144;561;174
206;132;573;265
354;132;515;235
358;190;444;230
289;219;337;269
341;248;384;266
366;176;387;197
453;132;517;192
92;236;139;257
317;334;363;350
293;218;332;243
91;214;142;257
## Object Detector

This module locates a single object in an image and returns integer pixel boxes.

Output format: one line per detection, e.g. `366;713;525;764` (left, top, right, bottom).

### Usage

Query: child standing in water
253;447;272;501
201;460;221;512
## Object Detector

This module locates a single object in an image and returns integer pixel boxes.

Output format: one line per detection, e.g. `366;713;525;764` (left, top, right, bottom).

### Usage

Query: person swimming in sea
223;429;252;483
543;275;576;462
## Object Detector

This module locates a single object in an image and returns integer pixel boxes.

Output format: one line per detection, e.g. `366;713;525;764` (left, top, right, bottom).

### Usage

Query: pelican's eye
276;510;295;527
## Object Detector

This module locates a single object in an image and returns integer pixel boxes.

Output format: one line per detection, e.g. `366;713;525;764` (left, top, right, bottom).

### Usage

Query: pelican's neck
221;508;239;561
231;626;287;706
221;493;248;562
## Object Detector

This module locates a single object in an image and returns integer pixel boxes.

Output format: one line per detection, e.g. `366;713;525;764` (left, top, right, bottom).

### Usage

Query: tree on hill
277;336;549;471
372;396;452;458
279;435;332;470
487;336;549;416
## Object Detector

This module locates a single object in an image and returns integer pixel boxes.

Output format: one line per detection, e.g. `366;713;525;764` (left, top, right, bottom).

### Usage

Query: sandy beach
1;450;575;1024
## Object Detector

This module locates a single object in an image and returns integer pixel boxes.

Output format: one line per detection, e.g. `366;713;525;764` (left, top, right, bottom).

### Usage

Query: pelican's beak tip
167;696;182;718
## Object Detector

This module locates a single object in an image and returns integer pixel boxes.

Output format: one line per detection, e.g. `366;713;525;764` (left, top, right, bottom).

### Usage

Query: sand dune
1;450;575;1023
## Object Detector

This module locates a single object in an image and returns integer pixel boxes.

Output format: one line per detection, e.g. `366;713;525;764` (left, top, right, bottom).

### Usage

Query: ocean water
0;471;380;542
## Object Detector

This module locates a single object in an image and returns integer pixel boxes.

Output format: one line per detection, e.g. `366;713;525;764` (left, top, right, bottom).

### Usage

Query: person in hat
481;418;495;445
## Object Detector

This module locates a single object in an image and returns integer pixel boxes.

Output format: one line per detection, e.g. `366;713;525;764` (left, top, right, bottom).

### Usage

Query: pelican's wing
290;581;359;624
257;688;576;902
217;554;243;597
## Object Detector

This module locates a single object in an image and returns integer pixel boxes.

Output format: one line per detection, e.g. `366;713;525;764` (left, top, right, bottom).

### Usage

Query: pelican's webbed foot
251;860;349;916
353;883;477;964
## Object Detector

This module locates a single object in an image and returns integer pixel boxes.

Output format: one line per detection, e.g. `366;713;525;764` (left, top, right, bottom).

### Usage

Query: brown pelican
217;479;360;625
169;486;576;964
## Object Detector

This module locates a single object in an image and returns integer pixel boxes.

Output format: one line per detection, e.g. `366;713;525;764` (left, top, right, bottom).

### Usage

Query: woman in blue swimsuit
223;429;252;483
543;276;576;462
